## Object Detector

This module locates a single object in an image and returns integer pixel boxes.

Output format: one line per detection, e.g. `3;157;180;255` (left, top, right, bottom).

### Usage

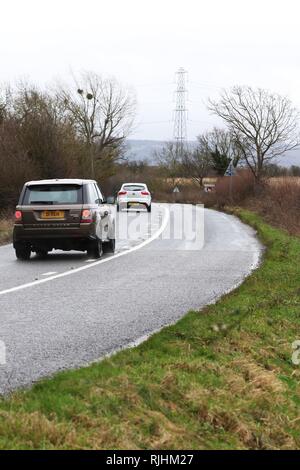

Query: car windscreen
23;185;83;205
122;185;146;191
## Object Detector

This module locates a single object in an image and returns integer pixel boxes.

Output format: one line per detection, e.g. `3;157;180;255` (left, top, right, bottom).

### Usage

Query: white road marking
0;205;169;297
42;272;57;276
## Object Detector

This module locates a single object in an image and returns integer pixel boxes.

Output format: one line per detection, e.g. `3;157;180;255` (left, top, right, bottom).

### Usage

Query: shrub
246;178;300;236
212;170;255;207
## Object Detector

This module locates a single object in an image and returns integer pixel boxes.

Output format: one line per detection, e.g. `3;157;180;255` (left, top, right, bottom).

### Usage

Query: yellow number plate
41;210;65;219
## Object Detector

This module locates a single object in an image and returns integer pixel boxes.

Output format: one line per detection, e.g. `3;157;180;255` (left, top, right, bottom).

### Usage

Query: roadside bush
244;178;300;236
0;215;13;245
0;119;39;208
214;170;255;207
0;73;135;210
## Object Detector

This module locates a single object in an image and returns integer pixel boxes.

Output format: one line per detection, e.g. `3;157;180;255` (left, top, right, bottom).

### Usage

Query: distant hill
124;139;300;168
277;149;300;167
124;140;166;164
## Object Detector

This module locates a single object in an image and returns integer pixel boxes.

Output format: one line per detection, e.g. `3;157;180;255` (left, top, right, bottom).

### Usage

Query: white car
116;183;152;212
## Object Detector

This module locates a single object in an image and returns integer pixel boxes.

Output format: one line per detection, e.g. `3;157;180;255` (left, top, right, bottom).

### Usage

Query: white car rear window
122;185;146;191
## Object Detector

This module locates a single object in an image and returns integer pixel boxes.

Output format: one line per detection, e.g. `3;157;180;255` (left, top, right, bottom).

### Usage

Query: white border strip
0;205;170;297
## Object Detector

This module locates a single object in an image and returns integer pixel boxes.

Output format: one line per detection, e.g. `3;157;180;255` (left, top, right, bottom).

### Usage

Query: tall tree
209;86;300;180
57;72;136;178
12;84;79;178
154;141;183;189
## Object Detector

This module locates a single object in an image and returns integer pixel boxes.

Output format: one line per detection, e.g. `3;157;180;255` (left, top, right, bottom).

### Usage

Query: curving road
0;204;262;393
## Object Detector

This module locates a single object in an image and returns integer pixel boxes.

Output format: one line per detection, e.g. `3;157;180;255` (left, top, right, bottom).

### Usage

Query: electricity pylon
173;67;188;159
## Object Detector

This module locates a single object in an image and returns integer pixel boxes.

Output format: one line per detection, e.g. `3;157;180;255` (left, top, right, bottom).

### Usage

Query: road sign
173;186;180;193
224;161;236;176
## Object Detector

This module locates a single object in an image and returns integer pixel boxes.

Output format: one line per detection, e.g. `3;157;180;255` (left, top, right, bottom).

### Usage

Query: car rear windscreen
23;185;83;205
123;185;145;191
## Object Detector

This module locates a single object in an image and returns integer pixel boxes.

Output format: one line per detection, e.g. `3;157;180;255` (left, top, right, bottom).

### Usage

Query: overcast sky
1;0;300;140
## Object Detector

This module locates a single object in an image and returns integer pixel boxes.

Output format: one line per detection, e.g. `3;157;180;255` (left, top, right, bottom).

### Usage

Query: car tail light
141;191;150;196
118;191;127;196
81;209;93;223
15;210;22;222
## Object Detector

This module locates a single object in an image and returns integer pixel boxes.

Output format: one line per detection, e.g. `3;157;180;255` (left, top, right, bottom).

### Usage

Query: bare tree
12;83;80;178
57;72;136;177
0;85;12;124
182;145;212;187
154;141;182;189
209;86;300;180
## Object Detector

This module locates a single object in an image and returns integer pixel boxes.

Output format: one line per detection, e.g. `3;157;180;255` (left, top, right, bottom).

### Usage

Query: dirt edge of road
0;210;299;449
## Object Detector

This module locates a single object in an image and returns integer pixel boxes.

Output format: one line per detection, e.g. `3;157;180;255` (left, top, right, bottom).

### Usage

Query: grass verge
0;219;12;246
0;210;299;449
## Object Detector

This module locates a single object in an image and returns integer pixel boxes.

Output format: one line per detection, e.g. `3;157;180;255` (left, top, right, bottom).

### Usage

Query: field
268;177;300;186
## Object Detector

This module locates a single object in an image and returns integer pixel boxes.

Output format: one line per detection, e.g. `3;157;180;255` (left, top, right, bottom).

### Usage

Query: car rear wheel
103;238;115;254
147;204;151;212
87;239;103;259
15;245;31;261
116;204;120;212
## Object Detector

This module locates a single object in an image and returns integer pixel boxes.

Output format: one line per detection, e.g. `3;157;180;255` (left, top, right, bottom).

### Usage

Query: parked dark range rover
13;179;115;260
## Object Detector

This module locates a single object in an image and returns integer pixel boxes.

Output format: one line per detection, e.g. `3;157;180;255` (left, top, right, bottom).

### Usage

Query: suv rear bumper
13;224;96;250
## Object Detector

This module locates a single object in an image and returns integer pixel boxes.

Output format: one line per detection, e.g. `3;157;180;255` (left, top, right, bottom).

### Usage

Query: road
0;204;262;393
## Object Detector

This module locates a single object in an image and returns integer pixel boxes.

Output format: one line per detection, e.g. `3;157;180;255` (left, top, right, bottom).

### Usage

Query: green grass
0;210;299;449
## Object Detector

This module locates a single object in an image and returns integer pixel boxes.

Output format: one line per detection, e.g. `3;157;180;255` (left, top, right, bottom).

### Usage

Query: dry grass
269;177;300;187
0;217;13;245
244;178;300;236
201;174;300;237
213;170;255;207
153;185;203;205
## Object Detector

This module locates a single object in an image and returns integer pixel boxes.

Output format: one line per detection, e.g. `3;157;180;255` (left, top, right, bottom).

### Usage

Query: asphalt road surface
0;204;262;393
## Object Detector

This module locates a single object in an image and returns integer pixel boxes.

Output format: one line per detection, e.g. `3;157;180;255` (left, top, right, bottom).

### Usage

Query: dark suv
13;179;115;260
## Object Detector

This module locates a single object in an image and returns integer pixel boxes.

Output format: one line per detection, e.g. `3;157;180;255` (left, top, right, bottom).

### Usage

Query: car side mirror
97;197;106;204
